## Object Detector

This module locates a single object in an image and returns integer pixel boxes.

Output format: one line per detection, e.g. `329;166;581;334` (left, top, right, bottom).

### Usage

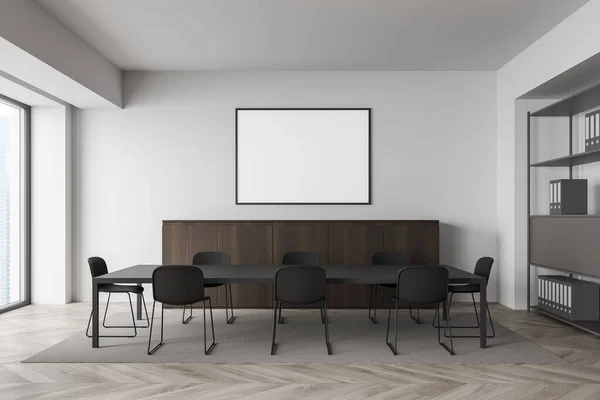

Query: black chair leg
86;293;142;338
277;302;285;324
127;293;137;337
442;293;496;338
323;300;332;355
139;294;150;328
271;301;278;355
431;293;452;328
204;298;216;355
85;310;93;338
436;292;478;328
102;292;151;329
438;301;455;355
409;305;421;324
225;284;235;324
320;302;326;324
487;302;496;338
182;304;193;324
147;302;164;355
101;292;112;328
385;297;399;355
368;284;378;324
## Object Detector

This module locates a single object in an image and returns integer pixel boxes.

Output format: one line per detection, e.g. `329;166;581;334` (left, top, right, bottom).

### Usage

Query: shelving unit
530;307;600;336
530;148;600;167
528;82;600;337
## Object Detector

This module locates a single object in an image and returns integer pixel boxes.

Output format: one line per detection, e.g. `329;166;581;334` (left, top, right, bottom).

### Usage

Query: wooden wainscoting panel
327;222;384;308
273;222;329;308
380;222;439;308
163;220;439;309
383;223;408;254
218;223;274;308
274;222;329;264
186;223;220;306
406;222;440;265
162;223;187;264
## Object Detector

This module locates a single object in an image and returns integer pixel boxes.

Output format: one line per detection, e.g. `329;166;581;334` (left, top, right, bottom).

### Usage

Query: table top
94;264;486;285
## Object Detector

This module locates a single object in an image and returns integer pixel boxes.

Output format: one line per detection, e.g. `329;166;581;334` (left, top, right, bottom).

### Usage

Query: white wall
497;0;600;309
31;106;72;304
73;71;497;302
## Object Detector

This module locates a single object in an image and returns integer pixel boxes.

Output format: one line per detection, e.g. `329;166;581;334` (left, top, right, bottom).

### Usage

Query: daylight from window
0;101;23;308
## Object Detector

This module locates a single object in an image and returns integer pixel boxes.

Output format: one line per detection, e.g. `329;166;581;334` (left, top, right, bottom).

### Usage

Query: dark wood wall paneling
162;220;439;309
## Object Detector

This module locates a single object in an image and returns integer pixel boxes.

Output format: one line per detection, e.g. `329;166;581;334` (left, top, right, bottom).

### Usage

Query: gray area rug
24;309;564;364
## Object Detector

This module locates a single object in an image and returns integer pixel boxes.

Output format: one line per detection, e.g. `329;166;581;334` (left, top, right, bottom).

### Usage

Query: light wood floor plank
0;303;599;399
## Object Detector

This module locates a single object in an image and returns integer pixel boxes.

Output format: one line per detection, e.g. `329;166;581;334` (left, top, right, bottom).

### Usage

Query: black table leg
137;283;143;320
92;280;99;348
480;282;487;348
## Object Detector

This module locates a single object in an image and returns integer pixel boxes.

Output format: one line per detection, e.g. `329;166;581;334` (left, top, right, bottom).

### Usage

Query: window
0;95;29;312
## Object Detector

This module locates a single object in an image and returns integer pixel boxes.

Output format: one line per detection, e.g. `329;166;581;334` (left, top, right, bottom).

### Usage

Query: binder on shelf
537;275;599;321
586;115;591;150
585;110;600;152
549;179;587;215
590;115;599;146
596;113;600;144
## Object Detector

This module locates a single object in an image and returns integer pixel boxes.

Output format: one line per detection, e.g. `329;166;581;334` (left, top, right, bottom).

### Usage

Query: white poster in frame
236;108;371;204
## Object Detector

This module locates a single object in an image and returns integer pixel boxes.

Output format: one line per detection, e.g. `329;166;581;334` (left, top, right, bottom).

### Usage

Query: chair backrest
474;257;494;286
152;265;205;305
396;266;448;306
192;251;231;265
282;251;319;266
274;266;326;305
372;251;410;266
88;256;108;278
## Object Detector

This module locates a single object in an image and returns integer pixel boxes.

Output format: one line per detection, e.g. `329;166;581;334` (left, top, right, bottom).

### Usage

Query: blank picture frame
235;108;371;204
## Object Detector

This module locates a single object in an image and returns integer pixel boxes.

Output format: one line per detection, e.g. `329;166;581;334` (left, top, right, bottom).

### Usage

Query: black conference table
91;264;488;349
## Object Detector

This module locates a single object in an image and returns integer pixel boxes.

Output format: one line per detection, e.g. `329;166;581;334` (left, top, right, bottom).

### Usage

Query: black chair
386;266;454;355
148;265;216;355
282;251;320;266
271;266;331;355
433;257;496;338
278;251;320;324
368;252;411;324
192;251;234;324
85;256;149;338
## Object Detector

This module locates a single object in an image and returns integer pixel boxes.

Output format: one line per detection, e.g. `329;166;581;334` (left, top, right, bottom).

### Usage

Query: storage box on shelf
549;179;587;215
538;275;599;321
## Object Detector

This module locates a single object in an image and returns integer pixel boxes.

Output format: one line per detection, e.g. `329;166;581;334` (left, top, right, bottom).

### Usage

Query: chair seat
448;283;480;293
163;296;210;306
378;283;396;288
99;284;144;294
204;283;224;289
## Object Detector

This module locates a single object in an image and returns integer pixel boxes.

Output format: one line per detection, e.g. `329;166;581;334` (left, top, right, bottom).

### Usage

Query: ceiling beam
0;0;122;108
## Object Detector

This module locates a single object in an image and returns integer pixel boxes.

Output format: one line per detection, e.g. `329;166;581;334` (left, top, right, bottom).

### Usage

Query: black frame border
235;108;372;205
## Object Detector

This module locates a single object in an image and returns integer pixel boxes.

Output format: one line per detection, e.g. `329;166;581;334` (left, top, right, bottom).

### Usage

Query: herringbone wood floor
1;303;600;399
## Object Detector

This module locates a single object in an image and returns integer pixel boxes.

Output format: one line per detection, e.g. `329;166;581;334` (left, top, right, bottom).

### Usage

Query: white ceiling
37;0;590;71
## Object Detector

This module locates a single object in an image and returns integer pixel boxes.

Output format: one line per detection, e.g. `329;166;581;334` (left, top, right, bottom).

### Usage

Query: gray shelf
531;83;600;117
530;215;600;218
530;148;600;167
530;307;600;337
